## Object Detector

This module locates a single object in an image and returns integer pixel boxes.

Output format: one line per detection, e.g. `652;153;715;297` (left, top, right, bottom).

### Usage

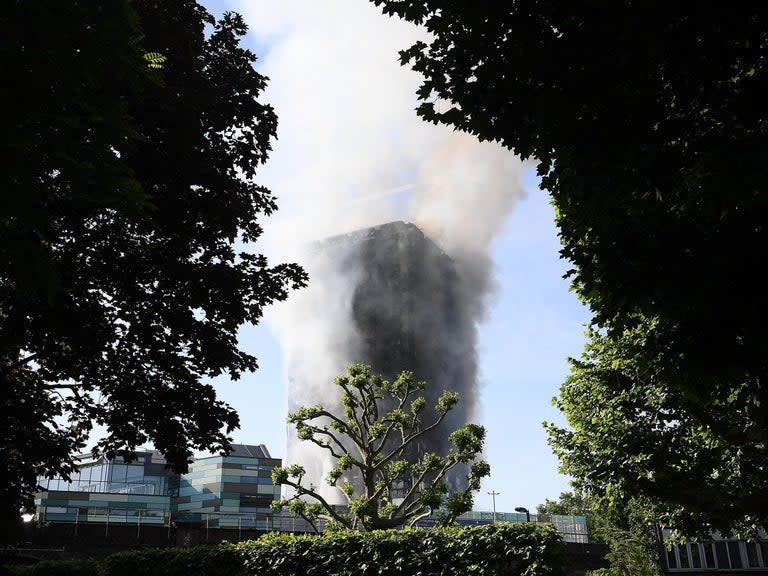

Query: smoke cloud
235;0;527;500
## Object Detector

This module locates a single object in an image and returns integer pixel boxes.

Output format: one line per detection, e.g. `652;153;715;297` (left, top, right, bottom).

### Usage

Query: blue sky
202;0;591;514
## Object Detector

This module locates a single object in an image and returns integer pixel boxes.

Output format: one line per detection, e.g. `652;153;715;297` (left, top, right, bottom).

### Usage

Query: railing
38;480;166;496
38;507;321;538
38;506;587;542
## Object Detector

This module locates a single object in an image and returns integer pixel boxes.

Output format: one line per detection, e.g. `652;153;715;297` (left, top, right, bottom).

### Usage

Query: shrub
20;523;566;576
103;544;243;576
238;523;565;576
1;559;100;576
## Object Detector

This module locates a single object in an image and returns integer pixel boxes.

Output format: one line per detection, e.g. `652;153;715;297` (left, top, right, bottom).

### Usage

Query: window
126;465;144;483
240;494;273;509
746;542;760;568
728;541;743;569
239;476;260;484
715;541;729;568
678;544;690;569
666;548;678;569
689;544;702;568
704;543;715;568
111;464;127;483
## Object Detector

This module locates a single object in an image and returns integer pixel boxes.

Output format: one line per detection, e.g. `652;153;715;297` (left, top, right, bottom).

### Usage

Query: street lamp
514;506;530;523
487;491;499;523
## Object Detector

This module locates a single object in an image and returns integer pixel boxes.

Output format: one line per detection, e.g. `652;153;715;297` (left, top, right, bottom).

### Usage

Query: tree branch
9;352;38;370
43;383;91;390
397;457;457;518
337;379;367;445
303;434;344;460
379;408;451;468
279;478;349;527
407;507;433;527
314;409;364;449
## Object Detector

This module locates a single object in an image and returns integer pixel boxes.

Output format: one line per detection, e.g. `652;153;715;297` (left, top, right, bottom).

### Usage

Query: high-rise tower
286;221;477;493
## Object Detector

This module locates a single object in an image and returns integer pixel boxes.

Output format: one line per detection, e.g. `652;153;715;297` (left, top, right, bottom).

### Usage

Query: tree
271;364;490;531
592;498;662;576
547;323;768;538
537;491;590;518
370;1;768;533
539;492;661;576
0;0;306;534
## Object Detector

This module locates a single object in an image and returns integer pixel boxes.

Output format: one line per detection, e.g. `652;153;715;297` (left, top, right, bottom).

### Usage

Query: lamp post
514;506;530;523
487;491;499;523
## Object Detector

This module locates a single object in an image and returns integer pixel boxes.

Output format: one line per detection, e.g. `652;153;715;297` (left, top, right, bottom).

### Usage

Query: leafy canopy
0;0;305;535
547;322;768;538
371;1;768;533
272;364;489;531
538;491;661;576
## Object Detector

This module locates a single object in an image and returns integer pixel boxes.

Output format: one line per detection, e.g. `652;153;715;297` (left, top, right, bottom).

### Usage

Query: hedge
236;523;565;576
1;559;100;576
4;523;566;576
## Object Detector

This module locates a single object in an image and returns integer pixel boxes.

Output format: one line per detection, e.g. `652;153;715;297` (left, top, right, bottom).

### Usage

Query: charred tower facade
313;221;476;489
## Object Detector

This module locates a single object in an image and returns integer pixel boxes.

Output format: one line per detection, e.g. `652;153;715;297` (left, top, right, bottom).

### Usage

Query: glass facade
35;444;592;541
37;453;168;496
663;529;768;572
34;444;282;530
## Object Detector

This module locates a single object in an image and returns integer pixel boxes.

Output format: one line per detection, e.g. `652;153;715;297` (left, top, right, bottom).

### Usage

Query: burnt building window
240;494;273;510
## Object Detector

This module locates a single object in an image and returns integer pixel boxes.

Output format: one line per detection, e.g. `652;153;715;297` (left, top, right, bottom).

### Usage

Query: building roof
73;444;272;466
227;444;271;459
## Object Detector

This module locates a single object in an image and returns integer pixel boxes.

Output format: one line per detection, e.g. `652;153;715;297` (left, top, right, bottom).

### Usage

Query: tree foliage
272;364;489;531
547;324;768;537
371;1;768;533
537;491;590;518
0;0;305;534
539;491;661;576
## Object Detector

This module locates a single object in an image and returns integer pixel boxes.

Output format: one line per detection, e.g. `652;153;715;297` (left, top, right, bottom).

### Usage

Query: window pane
746;542;760;567
111;464;127;483
679;544;690;569
126;465;144;483
715;541;729;568
704;544;715;568
728;541;743;569
240;494;273;508
690;544;702;568
666;548;678;569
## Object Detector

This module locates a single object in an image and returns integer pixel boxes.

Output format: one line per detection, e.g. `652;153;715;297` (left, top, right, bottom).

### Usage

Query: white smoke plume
235;0;526;501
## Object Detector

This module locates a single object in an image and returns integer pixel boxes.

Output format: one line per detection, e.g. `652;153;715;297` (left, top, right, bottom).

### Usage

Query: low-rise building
34;444;282;532
662;529;768;573
414;510;589;543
